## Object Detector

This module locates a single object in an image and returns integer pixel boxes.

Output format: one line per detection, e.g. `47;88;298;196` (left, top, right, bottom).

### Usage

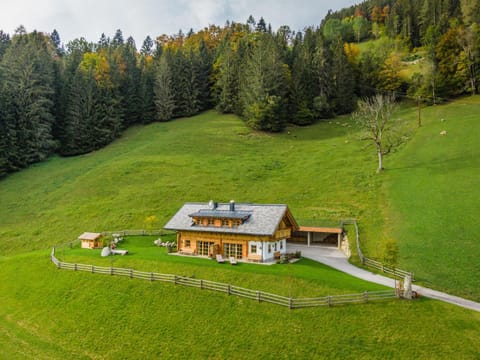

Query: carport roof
298;226;342;234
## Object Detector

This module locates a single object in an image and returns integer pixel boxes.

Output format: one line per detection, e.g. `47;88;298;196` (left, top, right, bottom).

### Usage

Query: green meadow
1;98;480;358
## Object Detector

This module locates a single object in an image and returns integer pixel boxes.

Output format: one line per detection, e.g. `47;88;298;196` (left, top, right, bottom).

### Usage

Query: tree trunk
377;149;383;173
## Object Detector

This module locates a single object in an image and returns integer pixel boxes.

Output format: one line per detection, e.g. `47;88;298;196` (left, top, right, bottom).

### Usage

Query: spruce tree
239;32;288;131
0;31;56;169
154;53;175;121
213;36;240;113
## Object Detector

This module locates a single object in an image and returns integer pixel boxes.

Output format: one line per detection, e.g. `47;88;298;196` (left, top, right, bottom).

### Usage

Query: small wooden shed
79;232;103;249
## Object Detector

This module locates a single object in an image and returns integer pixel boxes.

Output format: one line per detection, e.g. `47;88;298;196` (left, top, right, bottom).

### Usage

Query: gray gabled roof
164;202;293;236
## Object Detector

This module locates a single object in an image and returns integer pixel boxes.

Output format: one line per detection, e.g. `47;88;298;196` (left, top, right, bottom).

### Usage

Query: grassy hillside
0;111;389;256
385;96;480;300
1;105;480;358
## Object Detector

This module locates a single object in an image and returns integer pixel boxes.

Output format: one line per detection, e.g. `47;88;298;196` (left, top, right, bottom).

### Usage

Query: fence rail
341;219;415;281
101;229;166;237
51;247;397;309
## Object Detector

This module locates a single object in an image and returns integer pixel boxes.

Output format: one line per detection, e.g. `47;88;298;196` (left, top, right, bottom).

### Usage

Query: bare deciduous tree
353;94;398;173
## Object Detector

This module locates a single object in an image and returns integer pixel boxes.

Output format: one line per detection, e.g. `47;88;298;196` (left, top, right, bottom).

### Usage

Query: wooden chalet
164;201;299;262
79;232;103;249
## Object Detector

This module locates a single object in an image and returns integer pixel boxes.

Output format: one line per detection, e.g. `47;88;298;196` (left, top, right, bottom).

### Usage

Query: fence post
289;297;293;309
110;267;113;276
150;272;154;281
258;291;262;302
174;275;177;285
58;262;61;269
91;265;94;273
364;291;368;303
200;279;203;289
143;230;146;235
227;284;231;295
327;296;332;307
130;269;133;278
74;263;77;271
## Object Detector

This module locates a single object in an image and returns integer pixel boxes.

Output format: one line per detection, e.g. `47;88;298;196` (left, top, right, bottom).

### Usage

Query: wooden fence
341;219;415;281
50;247;397;309
101;229;166;237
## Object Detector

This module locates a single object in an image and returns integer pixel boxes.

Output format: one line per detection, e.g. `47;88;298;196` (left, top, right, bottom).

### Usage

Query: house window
208;218;214;226
274;243;277;251
185;240;191;247
224;243;243;259
268;244;271;253
250;244;257;254
222;219;230;227
197;241;214;256
280;241;283;250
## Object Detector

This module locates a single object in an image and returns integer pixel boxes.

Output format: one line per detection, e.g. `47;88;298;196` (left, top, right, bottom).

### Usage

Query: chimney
229;200;235;212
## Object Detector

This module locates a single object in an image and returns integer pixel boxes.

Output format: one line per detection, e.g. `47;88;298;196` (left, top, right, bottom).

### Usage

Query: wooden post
150;272;154;281
289;297;293;309
174;275;177;285
110;267;113;275
327;296;332;307
91;265;94;273
364;291;369;303
257;291;261;302
74;263;77;271
200;279;203;289
227;284;231;295
130;269;133;278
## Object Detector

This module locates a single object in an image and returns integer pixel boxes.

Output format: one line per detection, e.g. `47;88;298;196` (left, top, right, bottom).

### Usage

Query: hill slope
1;107;480;358
385;96;480;300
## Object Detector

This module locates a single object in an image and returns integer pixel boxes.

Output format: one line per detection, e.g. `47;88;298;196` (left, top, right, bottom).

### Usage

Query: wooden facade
165;202;299;262
79;232;103;249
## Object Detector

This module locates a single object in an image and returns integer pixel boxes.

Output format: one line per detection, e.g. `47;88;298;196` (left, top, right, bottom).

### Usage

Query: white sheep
440;130;447;136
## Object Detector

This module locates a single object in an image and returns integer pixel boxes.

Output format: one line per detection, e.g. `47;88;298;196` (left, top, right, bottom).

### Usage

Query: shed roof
78;232;102;241
164;202;298;236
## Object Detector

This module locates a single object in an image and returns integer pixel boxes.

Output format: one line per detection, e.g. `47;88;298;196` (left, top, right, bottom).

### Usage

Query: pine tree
195;39;213;111
119;38;142;126
61;68;97;155
0;31;10;61
112;29;124;48
329;36;356;114
141;36;154;55
154;53;175;121
239;32;288;131
0;31;56;169
171;49;200;117
138;52;156;123
212;33;242;114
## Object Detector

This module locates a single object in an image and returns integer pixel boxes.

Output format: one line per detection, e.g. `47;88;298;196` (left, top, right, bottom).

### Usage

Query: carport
291;226;343;248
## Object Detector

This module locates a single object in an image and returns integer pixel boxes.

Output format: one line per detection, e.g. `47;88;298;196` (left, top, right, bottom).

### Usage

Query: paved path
287;244;480;313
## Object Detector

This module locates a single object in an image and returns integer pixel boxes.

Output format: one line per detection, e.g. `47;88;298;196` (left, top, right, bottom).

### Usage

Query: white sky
0;0;360;46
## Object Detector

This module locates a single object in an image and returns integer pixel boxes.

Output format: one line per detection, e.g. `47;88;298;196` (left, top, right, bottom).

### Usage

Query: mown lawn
58;235;387;298
1;249;480;359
